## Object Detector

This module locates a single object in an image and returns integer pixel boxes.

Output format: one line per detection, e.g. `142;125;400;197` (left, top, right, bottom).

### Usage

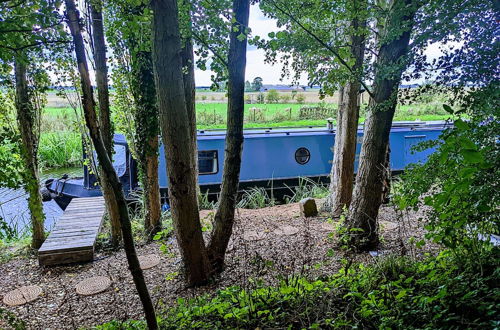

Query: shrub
265;89;279;103
295;93;306;104
256;92;265;103
394;104;499;260
279;94;291;103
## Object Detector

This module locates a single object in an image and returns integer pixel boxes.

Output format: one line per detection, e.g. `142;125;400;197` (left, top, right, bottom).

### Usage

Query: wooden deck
38;196;106;266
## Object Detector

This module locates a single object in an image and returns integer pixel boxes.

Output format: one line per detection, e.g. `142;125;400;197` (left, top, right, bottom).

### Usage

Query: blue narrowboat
44;120;452;210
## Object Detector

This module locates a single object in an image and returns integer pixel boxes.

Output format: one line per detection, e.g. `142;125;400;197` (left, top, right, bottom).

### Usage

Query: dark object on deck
38;196;105;266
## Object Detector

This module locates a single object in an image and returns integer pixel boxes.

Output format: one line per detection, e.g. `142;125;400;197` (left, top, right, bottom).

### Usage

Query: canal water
0;167;81;236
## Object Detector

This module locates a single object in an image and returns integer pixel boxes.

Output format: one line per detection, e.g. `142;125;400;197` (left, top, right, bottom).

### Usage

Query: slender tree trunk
14;59;45;249
130;50;161;236
346;0;417;250
65;1;158;328
152;0;211;286
207;0;250;271
90;0;121;245
328;14;366;217
181;37;197;156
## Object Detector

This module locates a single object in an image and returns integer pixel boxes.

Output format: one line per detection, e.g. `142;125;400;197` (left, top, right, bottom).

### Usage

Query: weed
283;177;329;203
237;187;275;209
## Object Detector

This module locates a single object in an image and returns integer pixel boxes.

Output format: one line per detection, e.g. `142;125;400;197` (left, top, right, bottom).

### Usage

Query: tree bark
181;37;197;156
14;59;45;249
90;0;121;245
64;1;158;328
328;13;366;217
207;0;250;271
346;0;417;250
152;0;211;286
130;50;161;236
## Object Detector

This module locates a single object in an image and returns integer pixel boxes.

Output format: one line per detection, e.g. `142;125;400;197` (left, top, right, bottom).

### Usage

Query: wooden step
38;196;106;266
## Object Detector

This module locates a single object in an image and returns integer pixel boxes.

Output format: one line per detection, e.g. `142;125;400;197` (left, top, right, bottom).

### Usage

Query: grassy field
44;102;450;129
39;100;450;169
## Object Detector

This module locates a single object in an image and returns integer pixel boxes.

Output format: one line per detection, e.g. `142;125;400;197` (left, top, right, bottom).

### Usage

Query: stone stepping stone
273;225;299;236
243;230;266;241
138;254;161;270
75;276;111;296
3;285;42;306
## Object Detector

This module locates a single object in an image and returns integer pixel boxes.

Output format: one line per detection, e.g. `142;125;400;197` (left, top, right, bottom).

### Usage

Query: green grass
37;102;449;169
38;131;82;169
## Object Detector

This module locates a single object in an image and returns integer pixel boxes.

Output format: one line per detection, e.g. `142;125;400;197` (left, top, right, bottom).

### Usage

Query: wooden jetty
38;196;106;266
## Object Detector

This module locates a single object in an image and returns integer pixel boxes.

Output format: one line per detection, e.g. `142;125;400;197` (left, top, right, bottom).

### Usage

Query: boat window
295;147;310;165
93;144;127;178
198;150;218;175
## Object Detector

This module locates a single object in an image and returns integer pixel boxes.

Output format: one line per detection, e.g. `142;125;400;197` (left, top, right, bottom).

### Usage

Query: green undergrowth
96;249;499;329
38;131;82;169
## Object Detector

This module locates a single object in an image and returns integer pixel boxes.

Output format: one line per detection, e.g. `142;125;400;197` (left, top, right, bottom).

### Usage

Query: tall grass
237;187;275;209
284;177;329;203
38;131;82;169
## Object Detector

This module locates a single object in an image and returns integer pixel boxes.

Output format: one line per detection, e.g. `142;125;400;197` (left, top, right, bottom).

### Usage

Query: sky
193;5;302;87
193;4;452;87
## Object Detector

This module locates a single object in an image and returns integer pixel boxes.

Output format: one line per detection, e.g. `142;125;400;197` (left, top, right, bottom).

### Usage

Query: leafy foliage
395;88;499;259
98;250;499;329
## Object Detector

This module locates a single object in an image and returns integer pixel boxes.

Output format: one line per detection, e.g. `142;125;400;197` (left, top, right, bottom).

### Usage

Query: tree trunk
207;0;250;271
14;59;45;249
346;0;417;250
64;1;158;328
328;14;366;217
90;0;121;245
181;37;197;156
130;50;161;236
152;0;211;286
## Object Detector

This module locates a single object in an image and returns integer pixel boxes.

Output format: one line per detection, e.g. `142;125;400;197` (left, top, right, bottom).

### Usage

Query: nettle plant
395;102;499;259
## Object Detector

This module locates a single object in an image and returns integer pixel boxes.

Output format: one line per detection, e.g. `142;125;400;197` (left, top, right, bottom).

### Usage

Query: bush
265;89;279;103
279;94;291;103
394;103;499;259
295;93;306;104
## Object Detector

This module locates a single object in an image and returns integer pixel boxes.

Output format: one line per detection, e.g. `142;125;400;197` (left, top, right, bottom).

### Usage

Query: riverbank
0;201;433;329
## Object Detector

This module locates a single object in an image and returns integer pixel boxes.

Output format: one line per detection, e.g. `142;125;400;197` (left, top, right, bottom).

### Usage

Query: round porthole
295;147;310;165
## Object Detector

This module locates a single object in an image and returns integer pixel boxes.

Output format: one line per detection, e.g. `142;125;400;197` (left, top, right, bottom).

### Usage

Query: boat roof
196;120;452;138
113;120;452;142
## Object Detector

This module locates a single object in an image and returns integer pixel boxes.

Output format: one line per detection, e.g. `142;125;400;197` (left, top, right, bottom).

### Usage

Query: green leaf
455;119;470;131
442;104;454;114
461;149;484;164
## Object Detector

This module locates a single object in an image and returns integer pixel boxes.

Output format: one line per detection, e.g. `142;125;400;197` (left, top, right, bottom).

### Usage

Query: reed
38;131;82;169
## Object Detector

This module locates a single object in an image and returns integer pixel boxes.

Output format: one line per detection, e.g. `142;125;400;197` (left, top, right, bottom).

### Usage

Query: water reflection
0;167;82;235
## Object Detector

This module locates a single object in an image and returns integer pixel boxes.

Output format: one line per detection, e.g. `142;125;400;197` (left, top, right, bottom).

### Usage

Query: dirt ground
0;201;432;329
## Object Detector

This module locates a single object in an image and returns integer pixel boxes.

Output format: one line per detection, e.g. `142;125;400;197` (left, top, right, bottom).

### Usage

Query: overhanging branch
267;0;374;98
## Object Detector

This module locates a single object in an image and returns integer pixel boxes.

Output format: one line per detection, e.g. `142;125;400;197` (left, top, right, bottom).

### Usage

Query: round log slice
3;285;42;306
75;276;111;296
138;254;161;270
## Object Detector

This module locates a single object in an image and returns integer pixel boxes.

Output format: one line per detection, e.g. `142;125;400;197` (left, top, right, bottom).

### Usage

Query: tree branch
0;40;69;52
191;30;228;67
267;0;374;98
